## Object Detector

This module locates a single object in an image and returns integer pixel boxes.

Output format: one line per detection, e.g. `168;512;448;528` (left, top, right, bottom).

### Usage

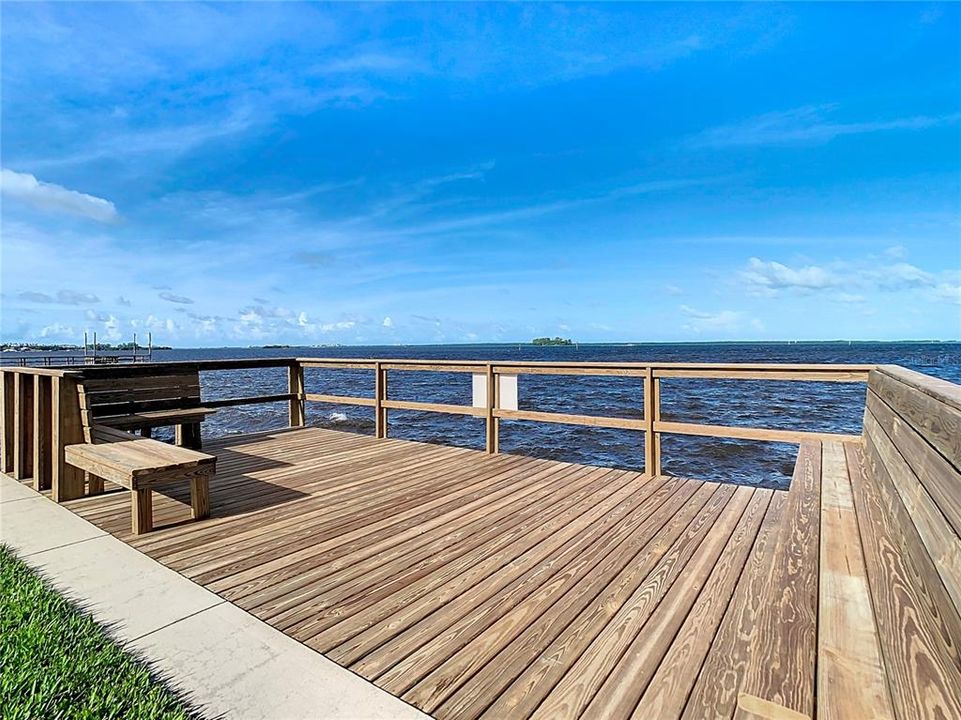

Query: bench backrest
860;364;961;712
77;370;203;436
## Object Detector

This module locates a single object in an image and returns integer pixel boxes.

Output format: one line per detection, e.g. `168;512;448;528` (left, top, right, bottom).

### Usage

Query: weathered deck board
48;426;949;719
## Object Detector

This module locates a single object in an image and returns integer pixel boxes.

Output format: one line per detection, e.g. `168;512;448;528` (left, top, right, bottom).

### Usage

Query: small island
531;337;574;346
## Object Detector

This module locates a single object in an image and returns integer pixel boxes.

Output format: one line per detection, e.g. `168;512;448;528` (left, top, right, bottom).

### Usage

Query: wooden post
52;376;85;502
1;371;14;474
288;364;305;427
643;368;657;477
86;472;104;496
13;373;34;480
374;362;387;439
132;489;153;534
190;475;210;520
33;375;52;490
653;377;663;477
485;364;499;454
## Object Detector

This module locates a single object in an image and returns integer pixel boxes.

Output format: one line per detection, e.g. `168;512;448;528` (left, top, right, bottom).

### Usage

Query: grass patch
0;544;197;719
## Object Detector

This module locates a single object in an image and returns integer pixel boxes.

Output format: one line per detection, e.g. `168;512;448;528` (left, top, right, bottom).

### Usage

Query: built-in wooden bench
727;366;961;720
78;370;216;449
65;423;215;535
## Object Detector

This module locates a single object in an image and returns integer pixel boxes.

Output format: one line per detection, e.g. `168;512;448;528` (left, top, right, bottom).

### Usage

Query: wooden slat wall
856;366;961;719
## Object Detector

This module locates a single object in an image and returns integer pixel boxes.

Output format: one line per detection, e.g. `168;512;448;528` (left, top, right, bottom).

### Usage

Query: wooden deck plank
34;425;945;720
733;441;821;719
680;491;788;720
527;483;738;720
816;441;895;720
632;488;773;720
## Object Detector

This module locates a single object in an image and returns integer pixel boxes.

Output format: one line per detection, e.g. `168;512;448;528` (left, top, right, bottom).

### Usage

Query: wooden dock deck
55;426;843;719
5;359;959;719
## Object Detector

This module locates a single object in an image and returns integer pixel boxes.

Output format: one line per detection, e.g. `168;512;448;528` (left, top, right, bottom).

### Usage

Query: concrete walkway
0;474;430;720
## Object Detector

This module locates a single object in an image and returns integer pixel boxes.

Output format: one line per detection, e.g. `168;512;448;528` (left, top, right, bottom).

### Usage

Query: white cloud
679;304;743;333
933;283;961;305
689;105;960;148
0;168;118;222
382;316;393;328
741;257;838;296
740;256;952;302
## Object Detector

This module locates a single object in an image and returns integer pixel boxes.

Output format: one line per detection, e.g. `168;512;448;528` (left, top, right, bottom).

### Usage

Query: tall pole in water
133;332;138;361
83;331;88;360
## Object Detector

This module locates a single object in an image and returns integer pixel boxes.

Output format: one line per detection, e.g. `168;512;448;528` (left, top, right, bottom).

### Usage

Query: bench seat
65;426;215;534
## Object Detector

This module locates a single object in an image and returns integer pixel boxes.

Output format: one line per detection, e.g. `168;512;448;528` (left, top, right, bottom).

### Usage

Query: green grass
0;544;197;720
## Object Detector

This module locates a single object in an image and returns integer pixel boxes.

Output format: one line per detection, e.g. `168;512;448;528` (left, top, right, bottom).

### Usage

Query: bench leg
132;489;152;534
176;423;202;450
190;475;210;520
86;471;104;496
140;427;152;439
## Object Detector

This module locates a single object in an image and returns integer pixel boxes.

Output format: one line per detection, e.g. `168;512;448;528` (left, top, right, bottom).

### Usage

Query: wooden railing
1;358;873;501
296;358;872;476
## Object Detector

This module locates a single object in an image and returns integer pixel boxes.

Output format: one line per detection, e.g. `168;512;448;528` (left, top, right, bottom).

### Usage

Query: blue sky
1;2;959;346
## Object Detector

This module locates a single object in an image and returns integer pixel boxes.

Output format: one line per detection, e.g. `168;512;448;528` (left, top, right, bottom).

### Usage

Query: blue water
106;341;959;490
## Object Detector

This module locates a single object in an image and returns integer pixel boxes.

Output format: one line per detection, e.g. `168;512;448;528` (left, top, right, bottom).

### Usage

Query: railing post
13;372;34;480
33;375;53;490
374;362;387;439
287;363;305;427
1;370;13;474
52;375;85;502
643;367;659;477
485;364;499;454
653;377;662;476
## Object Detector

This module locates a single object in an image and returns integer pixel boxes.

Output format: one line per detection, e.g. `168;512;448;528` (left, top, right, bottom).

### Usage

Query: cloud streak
1;168;119;222
689;105;960;148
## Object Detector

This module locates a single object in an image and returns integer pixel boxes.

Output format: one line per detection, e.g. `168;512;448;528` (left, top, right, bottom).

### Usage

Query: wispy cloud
158;292;195;304
688;105;960;148
1;168;118;222
679;304;748;333
18;289;100;305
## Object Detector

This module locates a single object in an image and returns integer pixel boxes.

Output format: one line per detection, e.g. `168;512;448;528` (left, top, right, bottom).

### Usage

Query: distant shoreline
2;338;959;353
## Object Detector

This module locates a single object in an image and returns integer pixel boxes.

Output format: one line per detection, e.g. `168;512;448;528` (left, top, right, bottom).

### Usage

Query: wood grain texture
734;441;821;719
869;369;961;473
816;441;895;720
32;423;956;720
846;442;961;720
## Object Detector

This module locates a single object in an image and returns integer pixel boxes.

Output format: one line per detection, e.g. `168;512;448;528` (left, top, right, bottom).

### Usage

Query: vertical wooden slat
52;375;85;502
1;370;14;473
492;366;501;454
288;363;305;427
653;377;663;476
485;364;496;454
33;375;53;490
13;372;34;480
374;363;388;439
643;368;655;477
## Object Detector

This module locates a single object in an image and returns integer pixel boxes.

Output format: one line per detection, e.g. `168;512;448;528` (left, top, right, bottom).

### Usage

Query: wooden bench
78;370;216;449
728;367;961;720
65;424;215;534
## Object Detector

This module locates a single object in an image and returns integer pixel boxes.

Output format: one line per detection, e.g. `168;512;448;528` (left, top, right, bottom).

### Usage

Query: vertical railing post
374;362;387;439
287;362;305;427
52;375;85;502
33;375;53;490
653;376;663;477
1;370;13;474
13;372;34;480
643;367;658;477
485;364;499;454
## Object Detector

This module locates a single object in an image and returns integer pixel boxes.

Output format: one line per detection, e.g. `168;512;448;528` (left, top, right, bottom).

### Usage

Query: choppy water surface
140;342;960;490
14;342;954;489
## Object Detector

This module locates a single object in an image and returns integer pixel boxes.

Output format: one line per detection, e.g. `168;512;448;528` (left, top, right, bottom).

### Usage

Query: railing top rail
296;357;878;372
0;366;82;377
54;358;300;376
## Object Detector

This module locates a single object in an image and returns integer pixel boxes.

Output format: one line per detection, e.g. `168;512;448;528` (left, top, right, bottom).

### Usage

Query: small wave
327;412;348;423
